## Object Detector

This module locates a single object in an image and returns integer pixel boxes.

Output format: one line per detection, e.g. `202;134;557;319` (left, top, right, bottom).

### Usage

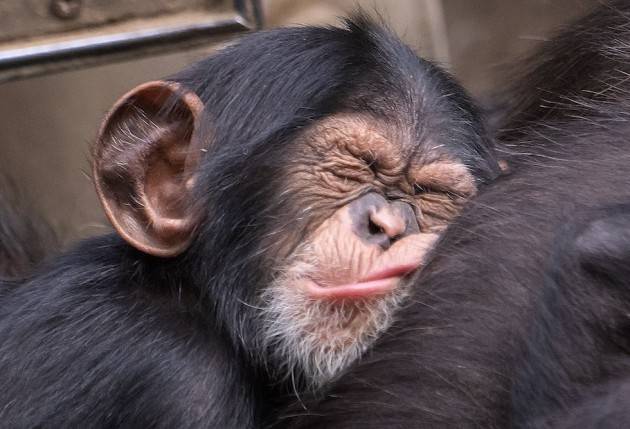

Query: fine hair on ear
93;81;205;257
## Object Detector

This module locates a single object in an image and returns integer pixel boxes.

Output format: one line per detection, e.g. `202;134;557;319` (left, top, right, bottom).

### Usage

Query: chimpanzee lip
304;263;420;299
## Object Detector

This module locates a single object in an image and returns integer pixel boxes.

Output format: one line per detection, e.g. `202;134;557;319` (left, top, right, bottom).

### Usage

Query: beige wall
0;0;597;245
443;0;596;96
265;0;450;62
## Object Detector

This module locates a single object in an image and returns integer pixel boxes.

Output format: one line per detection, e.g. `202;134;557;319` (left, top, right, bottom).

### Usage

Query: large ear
93;81;205;257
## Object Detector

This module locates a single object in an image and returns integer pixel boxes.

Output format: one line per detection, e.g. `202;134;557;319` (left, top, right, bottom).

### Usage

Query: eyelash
360;156;378;174
413;184;438;195
413;184;460;202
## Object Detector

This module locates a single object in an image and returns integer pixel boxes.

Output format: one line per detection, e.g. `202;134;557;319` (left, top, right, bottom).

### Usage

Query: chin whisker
256;243;408;392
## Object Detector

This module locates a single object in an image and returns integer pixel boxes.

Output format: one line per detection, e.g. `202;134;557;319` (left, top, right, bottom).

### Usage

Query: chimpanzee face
257;114;477;388
92;19;499;391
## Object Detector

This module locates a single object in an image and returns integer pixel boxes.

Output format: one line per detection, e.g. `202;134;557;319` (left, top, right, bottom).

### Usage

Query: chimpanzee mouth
260;261;413;389
304;263;420;299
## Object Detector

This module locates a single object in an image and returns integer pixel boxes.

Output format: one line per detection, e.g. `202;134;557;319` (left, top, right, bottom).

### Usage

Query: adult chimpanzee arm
512;204;630;429
499;0;630;138
535;380;630;429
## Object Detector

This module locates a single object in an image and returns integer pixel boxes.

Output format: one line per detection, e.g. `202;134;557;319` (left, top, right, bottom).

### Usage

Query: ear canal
93;80;205;257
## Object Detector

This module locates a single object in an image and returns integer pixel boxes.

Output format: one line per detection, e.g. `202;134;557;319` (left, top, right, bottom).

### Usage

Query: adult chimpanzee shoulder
512;204;630;429
0;16;499;428
278;2;630;428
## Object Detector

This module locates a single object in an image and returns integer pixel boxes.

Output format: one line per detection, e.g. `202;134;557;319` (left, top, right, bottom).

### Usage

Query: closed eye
360;153;379;174
414;184;464;202
413;183;441;195
409;161;477;199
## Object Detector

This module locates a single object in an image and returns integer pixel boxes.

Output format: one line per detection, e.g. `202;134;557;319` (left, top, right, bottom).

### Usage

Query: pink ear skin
93;81;205;258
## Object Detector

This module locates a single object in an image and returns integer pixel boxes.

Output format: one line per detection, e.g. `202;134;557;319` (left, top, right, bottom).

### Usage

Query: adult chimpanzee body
0;17;500;428
279;2;630;428
512;204;630;428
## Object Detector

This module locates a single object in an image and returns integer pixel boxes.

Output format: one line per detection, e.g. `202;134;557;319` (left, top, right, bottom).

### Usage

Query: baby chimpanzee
0;15;500;428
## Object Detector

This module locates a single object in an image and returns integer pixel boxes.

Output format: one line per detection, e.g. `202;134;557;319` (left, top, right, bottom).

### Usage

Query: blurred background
0;0;597;245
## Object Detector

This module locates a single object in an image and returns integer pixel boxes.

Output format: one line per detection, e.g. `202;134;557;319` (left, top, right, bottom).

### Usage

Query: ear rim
93;80;205;258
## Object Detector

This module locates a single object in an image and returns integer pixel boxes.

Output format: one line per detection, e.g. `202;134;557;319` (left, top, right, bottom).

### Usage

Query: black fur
278;2;630;428
513;205;630;428
0;17;497;428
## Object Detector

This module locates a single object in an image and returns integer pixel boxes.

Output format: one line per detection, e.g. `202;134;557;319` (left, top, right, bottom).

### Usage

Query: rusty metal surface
0;0;260;83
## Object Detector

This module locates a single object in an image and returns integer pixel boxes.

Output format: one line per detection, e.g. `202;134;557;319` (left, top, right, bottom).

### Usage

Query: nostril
369;208;406;241
368;218;384;236
349;193;406;249
366;218;392;250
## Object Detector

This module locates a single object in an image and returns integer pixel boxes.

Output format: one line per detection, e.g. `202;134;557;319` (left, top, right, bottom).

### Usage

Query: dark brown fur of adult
276;2;630;428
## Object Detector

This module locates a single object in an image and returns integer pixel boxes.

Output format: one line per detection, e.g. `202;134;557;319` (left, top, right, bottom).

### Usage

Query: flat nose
350;193;420;250
369;207;406;239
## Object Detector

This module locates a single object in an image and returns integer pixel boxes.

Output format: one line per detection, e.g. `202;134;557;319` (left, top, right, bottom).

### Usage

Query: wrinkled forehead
295;113;467;171
326;73;472;157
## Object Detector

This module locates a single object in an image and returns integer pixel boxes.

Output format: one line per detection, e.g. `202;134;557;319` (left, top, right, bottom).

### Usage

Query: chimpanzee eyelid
413;183;441;194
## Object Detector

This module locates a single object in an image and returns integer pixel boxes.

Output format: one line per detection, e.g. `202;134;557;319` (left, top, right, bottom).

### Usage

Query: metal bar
0;16;248;71
234;0;264;29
